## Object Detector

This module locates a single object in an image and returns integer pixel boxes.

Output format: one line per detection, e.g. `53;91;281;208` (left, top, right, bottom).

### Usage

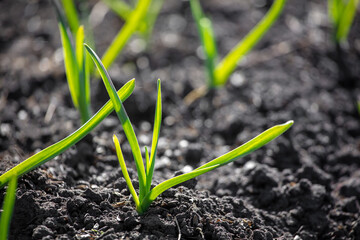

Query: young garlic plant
85;44;294;214
328;0;359;43
53;0;91;124
190;0;287;88
102;0;164;45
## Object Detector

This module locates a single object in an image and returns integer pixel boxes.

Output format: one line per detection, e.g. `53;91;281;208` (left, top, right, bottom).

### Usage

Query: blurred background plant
102;0;164;48
328;0;359;89
52;0;155;123
54;0;91;124
328;0;359;44
189;0;287;89
59;0;156;70
184;0;287;104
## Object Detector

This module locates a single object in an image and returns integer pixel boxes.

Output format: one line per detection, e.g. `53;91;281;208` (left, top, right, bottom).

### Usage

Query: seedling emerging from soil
0;175;17;240
328;0;359;43
103;0;164;45
190;0;287;88
85;44;294;214
54;0;91;124
0;80;135;189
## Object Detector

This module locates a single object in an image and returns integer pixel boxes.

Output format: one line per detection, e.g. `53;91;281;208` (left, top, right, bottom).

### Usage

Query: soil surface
1;0;360;239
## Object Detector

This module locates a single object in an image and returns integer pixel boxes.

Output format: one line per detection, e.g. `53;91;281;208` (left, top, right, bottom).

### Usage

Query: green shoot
0;79;135;189
102;0;133;20
190;0;218;88
140;120;294;212
86;44;294;214
85;44;147;201
328;0;359;43
61;0;80;35
0;175;17;240
145;79;162;193
113;134;141;209
101;0;152;70
53;0;91;124
141;0;164;43
190;0;287;87
103;0;164;44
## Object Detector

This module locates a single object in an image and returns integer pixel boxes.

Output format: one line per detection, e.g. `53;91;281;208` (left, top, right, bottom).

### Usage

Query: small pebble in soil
32;225;54;239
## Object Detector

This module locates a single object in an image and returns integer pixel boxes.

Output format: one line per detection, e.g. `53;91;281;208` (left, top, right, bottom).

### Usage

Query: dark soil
1;0;360;239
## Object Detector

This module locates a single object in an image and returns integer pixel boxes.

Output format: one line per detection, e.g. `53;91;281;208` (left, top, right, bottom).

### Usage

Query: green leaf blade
214;0;287;86
76;26;92;123
200;18;218;87
0;79;135;189
76;26;85;70
336;0;359;42
102;0;133;20
146;79;162;192
53;0;80;108
145;146;150;174
85;44;147;200
328;0;341;25
140;120;293;213
84;44;121;112
197;120;294;170
113;134;140;209
101;0;151;70
0;175;17;240
61;0;80;35
190;0;218;87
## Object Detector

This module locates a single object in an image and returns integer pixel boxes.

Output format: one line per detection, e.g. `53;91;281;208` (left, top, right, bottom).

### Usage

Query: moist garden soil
1;0;360;239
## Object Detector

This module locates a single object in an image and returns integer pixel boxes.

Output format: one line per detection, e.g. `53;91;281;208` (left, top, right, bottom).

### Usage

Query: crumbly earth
1;0;360;239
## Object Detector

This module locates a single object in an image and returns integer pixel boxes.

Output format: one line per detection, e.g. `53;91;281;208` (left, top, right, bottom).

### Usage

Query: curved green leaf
61;0;80;34
0;79;135;189
336;0;359;42
85;44;147;201
102;0;132;20
0;175;17;240
101;0;151;70
214;0;287;86
197;120;294;170
146;79;162;192
190;0;218;87
140;120;293;213
76;25;91;123
113;134;140;209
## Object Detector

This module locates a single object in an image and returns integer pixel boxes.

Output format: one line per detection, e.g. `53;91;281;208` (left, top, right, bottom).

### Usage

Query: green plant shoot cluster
328;0;359;43
53;0;154;124
0;175;17;240
54;0;91;124
102;0;164;44
0;1;295;217
85;44;294;214
58;0;153;71
190;0;287;88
